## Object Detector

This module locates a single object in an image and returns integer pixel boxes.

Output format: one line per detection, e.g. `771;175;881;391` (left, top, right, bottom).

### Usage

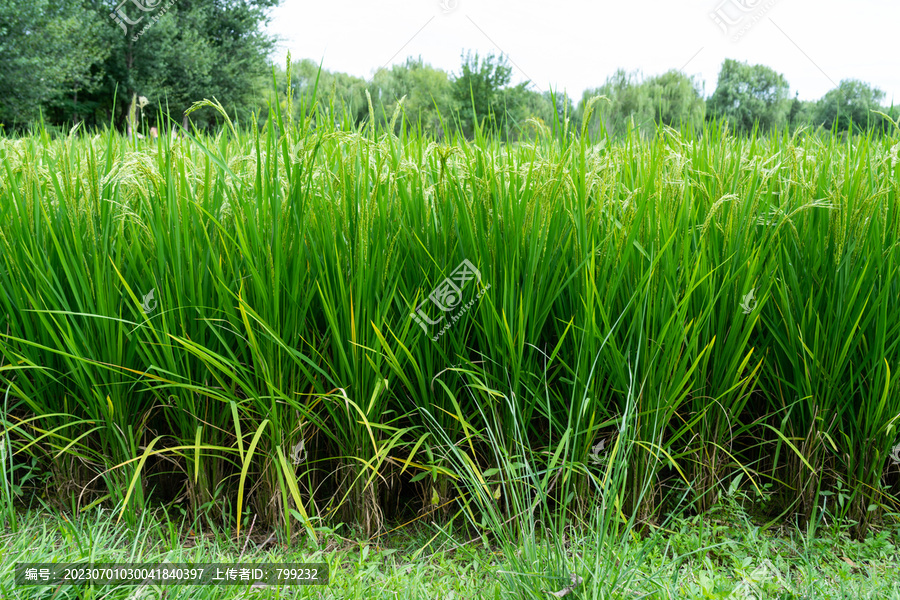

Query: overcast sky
267;0;899;105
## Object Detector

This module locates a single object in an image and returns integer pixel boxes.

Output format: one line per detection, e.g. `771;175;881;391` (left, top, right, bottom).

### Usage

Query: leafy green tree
814;79;886;133
2;0;281;129
644;70;705;131
707;59;790;133
507;88;574;139
785;92;817;132
284;58;369;125
376;57;454;138
788;92;802;126
0;1;108;127
451;51;526;139
576;69;704;139
589;69;652;137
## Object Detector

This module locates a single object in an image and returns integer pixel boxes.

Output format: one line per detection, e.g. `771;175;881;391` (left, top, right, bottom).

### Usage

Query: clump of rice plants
1;76;899;558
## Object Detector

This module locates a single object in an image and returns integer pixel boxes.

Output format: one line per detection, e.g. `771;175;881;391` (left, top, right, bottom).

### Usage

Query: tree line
0;0;277;129
1;1;896;137
278;54;897;140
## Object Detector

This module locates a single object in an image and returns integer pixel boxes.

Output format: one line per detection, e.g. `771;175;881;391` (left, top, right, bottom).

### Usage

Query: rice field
2;90;900;596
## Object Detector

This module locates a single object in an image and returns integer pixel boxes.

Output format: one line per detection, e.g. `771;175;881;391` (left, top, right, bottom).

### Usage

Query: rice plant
1;73;899;565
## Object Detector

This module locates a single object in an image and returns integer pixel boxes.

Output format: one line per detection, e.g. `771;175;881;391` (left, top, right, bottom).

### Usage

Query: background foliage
1;2;898;137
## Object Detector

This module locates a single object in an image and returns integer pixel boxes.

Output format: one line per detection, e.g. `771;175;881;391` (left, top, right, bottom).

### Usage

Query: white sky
267;0;899;105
